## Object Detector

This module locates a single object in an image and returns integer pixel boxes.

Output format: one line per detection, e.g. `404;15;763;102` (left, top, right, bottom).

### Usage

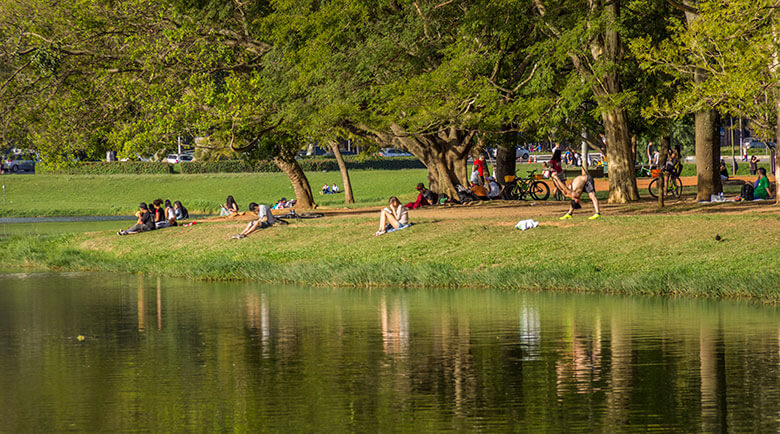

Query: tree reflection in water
4;275;780;431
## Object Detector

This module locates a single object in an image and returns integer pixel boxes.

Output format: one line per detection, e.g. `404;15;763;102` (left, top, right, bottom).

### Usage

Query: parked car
378;148;413;157
487;146;530;160
166;153;195;164
743;138;776;149
2;152;38;173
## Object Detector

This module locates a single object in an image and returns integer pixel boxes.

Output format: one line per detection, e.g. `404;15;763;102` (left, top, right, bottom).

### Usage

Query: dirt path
202;173;777;224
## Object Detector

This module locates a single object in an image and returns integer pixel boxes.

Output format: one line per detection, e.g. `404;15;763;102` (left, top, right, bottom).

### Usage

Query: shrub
36;162;173;175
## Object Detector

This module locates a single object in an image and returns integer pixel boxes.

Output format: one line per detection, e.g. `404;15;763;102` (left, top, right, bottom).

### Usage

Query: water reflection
2;275;780;431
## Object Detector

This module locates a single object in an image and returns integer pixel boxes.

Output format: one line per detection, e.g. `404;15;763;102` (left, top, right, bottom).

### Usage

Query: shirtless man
550;168;601;220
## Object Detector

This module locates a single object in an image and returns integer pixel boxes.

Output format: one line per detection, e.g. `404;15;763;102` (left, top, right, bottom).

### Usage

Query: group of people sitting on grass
321;183;340;194
118;199;189;235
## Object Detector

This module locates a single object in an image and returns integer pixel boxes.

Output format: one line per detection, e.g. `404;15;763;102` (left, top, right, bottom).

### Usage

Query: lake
1;273;779;431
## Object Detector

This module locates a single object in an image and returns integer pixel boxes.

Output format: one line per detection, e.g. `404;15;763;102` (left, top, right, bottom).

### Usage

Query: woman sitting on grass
374;196;409;236
164;199;177;227
174;201;189;220
220;195;239;216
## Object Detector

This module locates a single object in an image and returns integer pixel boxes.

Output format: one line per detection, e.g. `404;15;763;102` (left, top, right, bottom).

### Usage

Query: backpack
455;184;477;203
741;183;754;201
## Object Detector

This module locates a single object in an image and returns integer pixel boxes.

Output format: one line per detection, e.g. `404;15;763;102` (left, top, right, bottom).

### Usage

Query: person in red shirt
405;183;435;209
472;154;490;186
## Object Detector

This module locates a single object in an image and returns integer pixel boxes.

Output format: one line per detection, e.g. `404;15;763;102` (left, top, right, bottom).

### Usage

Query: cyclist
664;144;682;191
550;167;601;220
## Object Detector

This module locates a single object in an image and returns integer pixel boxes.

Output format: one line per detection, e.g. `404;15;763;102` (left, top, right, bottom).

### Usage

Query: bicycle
636;164;654;178
647;169;683;199
503;170;550;201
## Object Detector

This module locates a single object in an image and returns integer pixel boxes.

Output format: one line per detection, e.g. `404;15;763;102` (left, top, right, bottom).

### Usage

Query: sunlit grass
2;211;779;299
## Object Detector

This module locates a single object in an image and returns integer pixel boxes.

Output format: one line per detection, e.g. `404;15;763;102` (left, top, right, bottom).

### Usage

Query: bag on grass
741;183;754;201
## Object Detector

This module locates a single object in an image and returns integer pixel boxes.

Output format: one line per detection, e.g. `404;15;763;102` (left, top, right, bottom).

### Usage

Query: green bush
37;161;173;175
180;157;425;174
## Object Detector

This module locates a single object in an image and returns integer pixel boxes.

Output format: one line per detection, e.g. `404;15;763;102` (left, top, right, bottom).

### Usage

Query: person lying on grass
374;196;409;236
232;202;276;239
550;167;601;220
118;203;155;235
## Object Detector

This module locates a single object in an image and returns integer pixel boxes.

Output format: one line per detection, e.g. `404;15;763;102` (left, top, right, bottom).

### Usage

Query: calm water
2;274;780;431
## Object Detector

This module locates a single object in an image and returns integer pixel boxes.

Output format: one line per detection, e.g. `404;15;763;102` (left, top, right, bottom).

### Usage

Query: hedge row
34;157;425;175
179;157;425;174
36;161;173;175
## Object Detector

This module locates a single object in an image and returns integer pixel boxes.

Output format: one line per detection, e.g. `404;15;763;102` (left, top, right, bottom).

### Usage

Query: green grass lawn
1;209;779;299
0;169;433;217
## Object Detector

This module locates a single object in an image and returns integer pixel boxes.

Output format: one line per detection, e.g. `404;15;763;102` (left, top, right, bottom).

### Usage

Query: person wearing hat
405;183;436;209
118;202;156;235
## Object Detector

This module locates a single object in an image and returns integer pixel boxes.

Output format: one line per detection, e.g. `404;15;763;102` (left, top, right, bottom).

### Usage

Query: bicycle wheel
530;181;550;200
648;178;660;198
512;183;525;200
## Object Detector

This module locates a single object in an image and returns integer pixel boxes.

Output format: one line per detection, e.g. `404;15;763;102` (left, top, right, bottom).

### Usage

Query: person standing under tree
471;153;490;186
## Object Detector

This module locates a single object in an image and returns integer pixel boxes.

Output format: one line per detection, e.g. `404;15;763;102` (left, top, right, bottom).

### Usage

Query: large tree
533;0;640;203
635;0;780;203
0;0;322;208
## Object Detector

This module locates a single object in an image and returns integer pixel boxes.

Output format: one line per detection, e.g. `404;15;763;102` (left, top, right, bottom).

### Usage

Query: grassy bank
2;209;779;299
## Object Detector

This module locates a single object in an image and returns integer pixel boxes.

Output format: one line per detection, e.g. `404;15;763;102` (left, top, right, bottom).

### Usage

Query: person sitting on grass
174;201;189;220
550;167;601;220
321;183;331;194
220;195;239;216
405;183;436;209
470;182;489;200
486;176;501;199
153;199;169;229
754;167;773;200
232;202;276;239
164;199;177;227
374;196;409;236
118;203;155;235
331;183;340;193
719;160;729;183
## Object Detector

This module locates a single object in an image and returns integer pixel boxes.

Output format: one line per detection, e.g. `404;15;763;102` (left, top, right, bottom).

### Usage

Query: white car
487;146;530;160
166;153;195;164
378;148;413;157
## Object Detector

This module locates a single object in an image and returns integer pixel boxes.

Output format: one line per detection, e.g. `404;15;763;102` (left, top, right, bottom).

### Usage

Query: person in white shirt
232;202;276;239
374;196;409;236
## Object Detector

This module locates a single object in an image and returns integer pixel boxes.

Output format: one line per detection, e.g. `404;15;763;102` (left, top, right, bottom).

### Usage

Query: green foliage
36;161;173;175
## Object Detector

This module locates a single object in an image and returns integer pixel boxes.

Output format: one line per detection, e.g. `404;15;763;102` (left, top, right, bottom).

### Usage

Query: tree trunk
389;123;476;198
495;144;516;185
658;136;671;207
603;109;640;203
329;141;355;204
695;109;722;201
273;157;316;209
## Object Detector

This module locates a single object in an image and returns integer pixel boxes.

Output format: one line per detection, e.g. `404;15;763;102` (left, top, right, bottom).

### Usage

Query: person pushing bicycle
550;167;601;220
